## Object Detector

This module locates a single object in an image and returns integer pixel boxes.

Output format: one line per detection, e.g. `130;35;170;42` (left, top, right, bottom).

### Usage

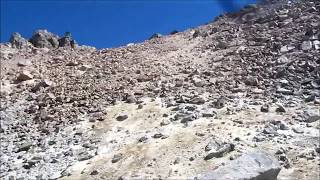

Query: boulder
198;150;281;180
29;29;59;48
9;32;28;49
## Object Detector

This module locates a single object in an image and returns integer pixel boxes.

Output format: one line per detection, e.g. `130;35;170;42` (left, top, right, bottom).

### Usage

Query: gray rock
262;125;278;135
205;141;220;152
276;56;290;65
303;108;320;123
9;32;28;49
198;150;281;180
292;127;304;134
17;142;32;152
29;29;60;48
77;151;94;161
204;143;235;160
17;59;32;67
301;41;312;50
190;96;206;105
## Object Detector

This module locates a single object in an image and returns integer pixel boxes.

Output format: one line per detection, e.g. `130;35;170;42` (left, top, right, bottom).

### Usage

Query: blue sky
1;0;256;48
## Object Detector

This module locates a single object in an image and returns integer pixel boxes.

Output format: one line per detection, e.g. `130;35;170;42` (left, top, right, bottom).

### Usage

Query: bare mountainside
0;0;319;180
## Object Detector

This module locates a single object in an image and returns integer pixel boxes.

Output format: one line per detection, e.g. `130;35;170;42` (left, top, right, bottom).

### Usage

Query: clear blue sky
1;0;256;48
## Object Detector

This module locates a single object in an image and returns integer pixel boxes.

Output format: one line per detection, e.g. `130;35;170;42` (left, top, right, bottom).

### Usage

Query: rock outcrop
9;32;29;49
29;29;60;48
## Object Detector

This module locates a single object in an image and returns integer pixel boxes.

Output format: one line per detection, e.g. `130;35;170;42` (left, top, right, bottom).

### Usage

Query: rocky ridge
0;0;319;179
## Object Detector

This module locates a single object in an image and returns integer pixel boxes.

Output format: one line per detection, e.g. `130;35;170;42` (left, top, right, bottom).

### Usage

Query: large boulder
58;32;77;48
197;150;281;180
29;29;59;48
9;32;28;49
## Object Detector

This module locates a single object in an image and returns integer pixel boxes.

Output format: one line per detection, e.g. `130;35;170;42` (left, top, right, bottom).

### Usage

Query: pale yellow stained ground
61;98;319;180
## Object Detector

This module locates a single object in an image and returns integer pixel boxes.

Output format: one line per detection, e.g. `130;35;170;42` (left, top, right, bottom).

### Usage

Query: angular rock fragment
16;71;33;82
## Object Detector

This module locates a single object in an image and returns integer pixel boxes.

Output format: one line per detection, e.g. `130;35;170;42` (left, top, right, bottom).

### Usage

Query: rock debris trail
0;0;319;179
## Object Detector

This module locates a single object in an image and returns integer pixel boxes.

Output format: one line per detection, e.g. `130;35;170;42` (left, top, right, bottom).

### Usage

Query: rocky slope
0;0;319;179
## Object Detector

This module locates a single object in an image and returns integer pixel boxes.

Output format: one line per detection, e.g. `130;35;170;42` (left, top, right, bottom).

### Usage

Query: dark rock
58;32;77;48
260;104;269;112
137;104;143;109
31;79;54;92
245;76;259;86
149;33;162;40
170;30;179;35
202;110;216;118
111;153;123;163
213;97;225;109
198;150;281;180
116;114;128;121
138;136;148;143
152;133;164;139
16;71;33;82
90;170;99;175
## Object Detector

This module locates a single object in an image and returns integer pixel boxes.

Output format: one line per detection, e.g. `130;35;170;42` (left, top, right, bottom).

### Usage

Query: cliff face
0;1;319;179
